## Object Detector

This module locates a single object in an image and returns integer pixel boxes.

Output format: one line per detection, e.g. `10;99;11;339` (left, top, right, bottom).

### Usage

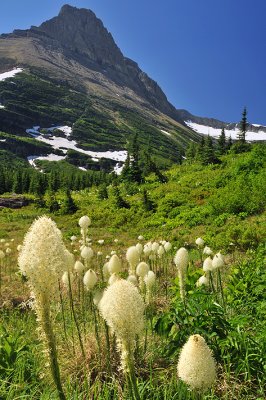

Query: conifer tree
238;107;248;143
121;134;143;183
217;128;227;155
130;133;143;183
195;136;205;162
142;188;156;212
0;168;6;194
143;150;168;183
227;135;233;150
98;183;108;200
185;142;197;162
121;151;131;181
202;135;220;165
46;192;60;213
12;171;23;194
60;190;78;214
113;186;130;209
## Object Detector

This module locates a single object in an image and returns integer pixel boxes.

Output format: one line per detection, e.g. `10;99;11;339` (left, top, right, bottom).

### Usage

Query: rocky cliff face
0;4;181;122
36;5;125;68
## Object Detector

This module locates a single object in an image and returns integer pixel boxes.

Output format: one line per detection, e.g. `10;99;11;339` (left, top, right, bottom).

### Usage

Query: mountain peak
58;4;97;19
59;4;78;14
35;4;124;66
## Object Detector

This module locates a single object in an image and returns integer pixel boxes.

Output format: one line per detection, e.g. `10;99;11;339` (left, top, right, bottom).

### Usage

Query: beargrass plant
99;279;145;400
177;334;216;396
18;216;73;400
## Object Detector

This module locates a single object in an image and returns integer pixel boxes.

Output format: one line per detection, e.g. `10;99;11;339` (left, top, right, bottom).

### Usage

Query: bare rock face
35;5;125;69
0;4;182;122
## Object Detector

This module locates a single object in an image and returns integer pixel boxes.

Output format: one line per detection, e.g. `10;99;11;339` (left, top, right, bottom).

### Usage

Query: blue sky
1;0;266;124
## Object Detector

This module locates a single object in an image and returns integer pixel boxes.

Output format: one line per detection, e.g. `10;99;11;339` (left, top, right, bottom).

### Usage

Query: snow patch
27;154;66;169
26;125;128;162
161;129;171;136
185;121;266;141
0;139;6;142
0;68;23;82
252;123;266;128
78;167;87;171
113;163;124;175
0;105;5;109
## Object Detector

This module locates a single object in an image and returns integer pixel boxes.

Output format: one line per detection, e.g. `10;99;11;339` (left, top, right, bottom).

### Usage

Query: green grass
0;143;265;399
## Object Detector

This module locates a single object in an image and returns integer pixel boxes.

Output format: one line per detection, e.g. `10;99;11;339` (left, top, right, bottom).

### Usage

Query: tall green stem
38;296;66;400
68;273;85;359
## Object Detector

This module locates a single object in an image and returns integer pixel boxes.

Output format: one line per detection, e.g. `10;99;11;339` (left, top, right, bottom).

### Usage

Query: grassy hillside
0;69;198;169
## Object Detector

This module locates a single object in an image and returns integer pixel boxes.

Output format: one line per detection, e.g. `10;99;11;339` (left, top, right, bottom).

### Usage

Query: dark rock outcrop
0;196;30;209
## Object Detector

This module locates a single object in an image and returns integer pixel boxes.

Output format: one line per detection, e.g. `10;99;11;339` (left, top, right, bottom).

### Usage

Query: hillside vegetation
0;143;265;400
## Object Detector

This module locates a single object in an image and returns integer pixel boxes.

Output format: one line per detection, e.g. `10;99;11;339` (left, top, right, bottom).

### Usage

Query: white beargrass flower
203;257;213;272
174;247;189;301
17;216;69;398
79;215;91;229
135;243;143;254
144;270;156;288
108;273;120;286
97;251;103;256
110;250;116;255
18;216;72;301
61;271;74;289
212;252;225;270
98;239;104;245
108;254;122;274
0;239;5;243
151;242;159;252
136;261;149;291
103;262;110;281
174;247;189;271
138;235;144;241
70;235;77;242
126;246;139;274
99;279;145;372
114;238;119;243
203;246;213;256
195;237;205;248
127;275;138;286
65;250;75;271
81;246;94;260
5;248;11;255
164;241;172;252
93;290;103;306
136;262;149;278
5;243;10;247
144;270;156;304
83;269;97;290
157;245;165;258
0;250;5;259
143;241;152;255
196;275;208;287
177;334;216;392
74;260;85;274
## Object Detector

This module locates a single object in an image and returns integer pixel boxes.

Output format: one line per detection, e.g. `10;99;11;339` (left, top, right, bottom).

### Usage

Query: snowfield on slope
26;125;127;174
26;125;127;162
185;121;266;141
0;68;23;81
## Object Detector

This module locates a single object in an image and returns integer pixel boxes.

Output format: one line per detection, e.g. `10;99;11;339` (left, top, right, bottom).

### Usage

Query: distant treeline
0;166;112;195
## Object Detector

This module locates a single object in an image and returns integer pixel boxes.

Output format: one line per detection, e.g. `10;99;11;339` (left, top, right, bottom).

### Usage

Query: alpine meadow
0;4;265;400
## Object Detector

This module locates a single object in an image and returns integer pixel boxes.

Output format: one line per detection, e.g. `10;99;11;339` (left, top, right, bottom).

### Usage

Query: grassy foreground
0;145;265;399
